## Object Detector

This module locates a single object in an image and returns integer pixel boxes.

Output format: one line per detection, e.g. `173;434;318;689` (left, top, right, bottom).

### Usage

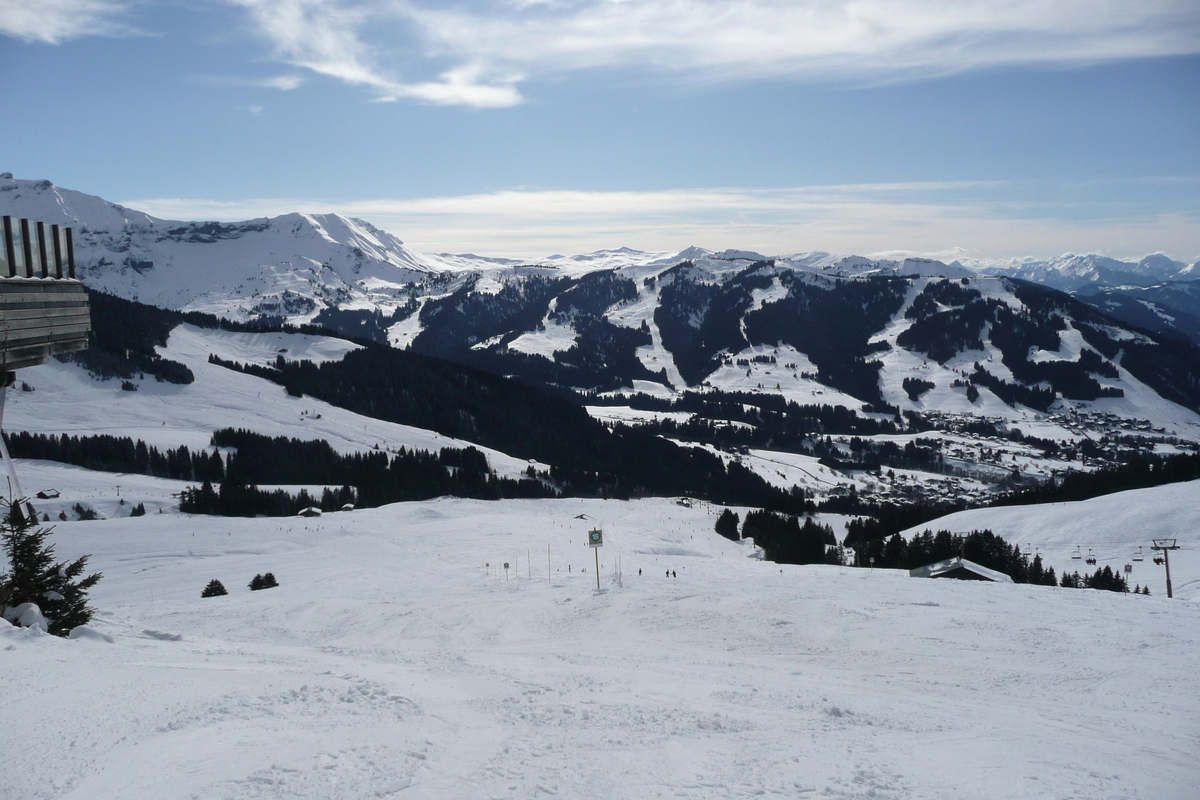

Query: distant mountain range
3;174;1200;434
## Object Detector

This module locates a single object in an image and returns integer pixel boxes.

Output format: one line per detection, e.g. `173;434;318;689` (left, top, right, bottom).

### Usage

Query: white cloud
123;180;1200;262
228;0;524;107
199;74;308;90
0;0;130;44
222;0;1200;106
258;74;306;90
402;0;1200;80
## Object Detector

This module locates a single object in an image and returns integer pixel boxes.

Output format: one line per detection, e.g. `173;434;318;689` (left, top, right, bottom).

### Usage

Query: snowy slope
900;480;1200;600
2;324;543;479
3;495;1197;800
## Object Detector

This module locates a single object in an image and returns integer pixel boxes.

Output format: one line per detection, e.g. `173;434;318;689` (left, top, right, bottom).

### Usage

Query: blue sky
2;0;1198;260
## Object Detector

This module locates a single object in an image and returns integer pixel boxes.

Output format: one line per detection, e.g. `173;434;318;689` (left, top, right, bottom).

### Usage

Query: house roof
909;556;1014;583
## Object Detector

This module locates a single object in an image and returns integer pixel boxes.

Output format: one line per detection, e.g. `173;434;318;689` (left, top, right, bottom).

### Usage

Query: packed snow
3;491;1197;800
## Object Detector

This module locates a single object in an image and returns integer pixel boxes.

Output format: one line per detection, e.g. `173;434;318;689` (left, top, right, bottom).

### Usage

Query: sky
1;0;1198;261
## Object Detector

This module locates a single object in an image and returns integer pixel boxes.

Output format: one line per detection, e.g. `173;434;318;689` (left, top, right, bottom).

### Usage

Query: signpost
0;217;90;520
588;529;603;590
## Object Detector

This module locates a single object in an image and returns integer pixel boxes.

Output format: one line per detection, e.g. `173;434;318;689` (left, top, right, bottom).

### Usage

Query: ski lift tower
0;216;90;519
1150;539;1180;599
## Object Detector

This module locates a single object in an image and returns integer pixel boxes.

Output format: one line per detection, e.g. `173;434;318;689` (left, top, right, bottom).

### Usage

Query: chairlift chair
1133;546;1144;562
1071;547;1082;560
1022;543;1032;557
1085;549;1097;566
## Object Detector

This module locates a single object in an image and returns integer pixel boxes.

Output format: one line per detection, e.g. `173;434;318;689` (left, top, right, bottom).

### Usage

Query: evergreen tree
249;572;279;591
201;579;228;597
714;508;740;540
0;503;102;637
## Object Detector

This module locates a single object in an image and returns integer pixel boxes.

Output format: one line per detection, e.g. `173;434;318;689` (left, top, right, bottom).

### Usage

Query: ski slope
3;491;1198;800
900;479;1200;600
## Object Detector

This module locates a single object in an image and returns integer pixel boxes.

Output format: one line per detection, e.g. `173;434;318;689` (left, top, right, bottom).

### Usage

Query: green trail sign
588;529;603;547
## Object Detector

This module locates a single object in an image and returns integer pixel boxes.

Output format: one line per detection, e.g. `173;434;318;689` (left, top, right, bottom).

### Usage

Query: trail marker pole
547;543;551;583
588;529;603;591
1151;539;1180;598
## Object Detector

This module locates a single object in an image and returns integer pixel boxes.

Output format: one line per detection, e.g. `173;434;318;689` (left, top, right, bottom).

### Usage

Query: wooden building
1;216;90;373
1;216;91;518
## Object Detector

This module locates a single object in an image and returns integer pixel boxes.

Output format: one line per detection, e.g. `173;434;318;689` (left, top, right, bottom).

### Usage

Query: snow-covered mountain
961;252;1198;292
0;176;978;323
5;175;1200;436
1076;280;1200;345
0;174;516;320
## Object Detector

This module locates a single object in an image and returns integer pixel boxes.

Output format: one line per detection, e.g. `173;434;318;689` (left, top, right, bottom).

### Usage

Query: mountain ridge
4;175;1200;442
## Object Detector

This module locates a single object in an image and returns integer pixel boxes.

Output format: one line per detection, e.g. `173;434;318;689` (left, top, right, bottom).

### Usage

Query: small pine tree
130;503;146;517
201;579;228;597
249;572;278;591
0;503;102;636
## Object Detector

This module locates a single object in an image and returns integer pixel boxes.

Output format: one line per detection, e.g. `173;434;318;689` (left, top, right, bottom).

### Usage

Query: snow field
3;325;546;479
899;479;1200;600
3;495;1198;800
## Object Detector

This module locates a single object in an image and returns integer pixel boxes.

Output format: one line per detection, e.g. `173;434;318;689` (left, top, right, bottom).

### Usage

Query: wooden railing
0;217;89;371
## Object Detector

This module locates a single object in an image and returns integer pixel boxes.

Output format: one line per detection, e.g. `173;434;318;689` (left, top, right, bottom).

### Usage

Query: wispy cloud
0;0;132;44
228;0;522;107
198;74;308;90
403;0;1200;81
123;180;1200;262
256;74;306;90
220;0;1200;106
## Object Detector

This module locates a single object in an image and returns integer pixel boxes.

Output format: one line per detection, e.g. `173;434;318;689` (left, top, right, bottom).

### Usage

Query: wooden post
19;218;34;278
51;224;63;279
594;546;600;591
36;221;49;279
65;227;76;279
2;216;15;277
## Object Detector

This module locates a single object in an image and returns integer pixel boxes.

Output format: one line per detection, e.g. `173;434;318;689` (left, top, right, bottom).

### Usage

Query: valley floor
4;496;1198;800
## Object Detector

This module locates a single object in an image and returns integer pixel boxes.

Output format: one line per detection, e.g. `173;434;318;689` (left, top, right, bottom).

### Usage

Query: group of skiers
635;568;677;578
